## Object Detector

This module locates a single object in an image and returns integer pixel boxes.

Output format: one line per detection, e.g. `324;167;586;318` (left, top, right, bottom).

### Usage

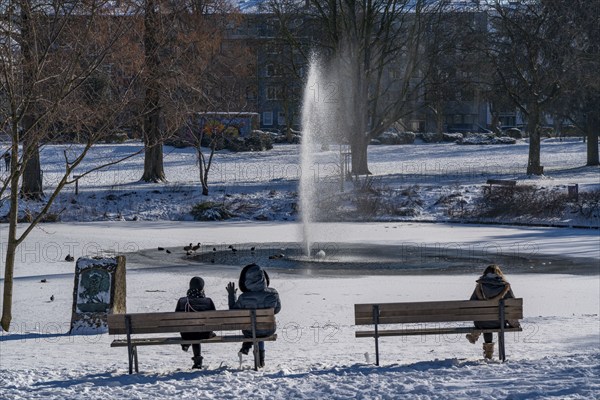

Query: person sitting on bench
175;276;216;369
226;263;281;368
465;264;521;360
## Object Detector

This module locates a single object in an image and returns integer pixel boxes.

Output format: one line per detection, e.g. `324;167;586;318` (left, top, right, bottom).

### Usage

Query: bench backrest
354;298;523;325
107;309;276;335
486;179;516;186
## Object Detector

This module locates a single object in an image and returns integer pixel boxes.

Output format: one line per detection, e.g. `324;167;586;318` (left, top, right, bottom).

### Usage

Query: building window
265;43;279;54
263;111;273;126
266;63;282;77
266;64;275;77
267;86;283;101
278;111;286;126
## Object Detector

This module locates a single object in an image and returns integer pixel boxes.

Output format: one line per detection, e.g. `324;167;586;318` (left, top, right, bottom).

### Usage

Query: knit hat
189;276;205;291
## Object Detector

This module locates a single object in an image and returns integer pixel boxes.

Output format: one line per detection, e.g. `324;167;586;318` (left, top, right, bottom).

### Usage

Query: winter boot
483;343;495;360
465;332;480;344
259;350;265;368
191;355;203;369
181;344;190;352
239;343;251;356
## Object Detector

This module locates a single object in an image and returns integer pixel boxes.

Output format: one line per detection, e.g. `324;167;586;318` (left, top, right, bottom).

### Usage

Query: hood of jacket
476;273;509;299
239;264;269;292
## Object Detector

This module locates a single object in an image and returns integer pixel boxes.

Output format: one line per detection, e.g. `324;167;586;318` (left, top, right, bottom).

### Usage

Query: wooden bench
484;179;517;194
355;298;523;365
107;309;276;373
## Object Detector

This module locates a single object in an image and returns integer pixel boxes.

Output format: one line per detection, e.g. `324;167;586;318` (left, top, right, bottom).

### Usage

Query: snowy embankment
1;139;598;227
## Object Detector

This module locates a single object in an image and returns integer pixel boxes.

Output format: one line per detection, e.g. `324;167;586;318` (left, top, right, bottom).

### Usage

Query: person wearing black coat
226;263;281;368
175;276;216;369
465;264;520;360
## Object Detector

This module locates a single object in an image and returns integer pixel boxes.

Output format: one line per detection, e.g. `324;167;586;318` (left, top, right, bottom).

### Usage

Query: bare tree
139;0;166;182
306;0;447;174
421;9;486;135
483;1;569;175
264;0;312;140
0;1;142;331
138;0;244;182
556;0;599;166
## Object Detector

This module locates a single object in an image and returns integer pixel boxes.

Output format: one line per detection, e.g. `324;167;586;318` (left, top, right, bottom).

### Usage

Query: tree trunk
586;111;599;166
199;150;209;196
526;106;544;175
141;138;165;182
141;80;165;182
436;107;444;135
19;1;44;199
1;143;20;332
20;137;44;200
350;134;371;175
141;0;166;183
349;63;371;175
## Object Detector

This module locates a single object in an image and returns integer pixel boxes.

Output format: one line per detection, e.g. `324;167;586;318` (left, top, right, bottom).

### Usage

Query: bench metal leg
253;342;259;371
498;332;506;362
134;346;139;373
373;305;380;366
127;347;133;375
251;310;259;371
125;315;134;374
499;299;506;362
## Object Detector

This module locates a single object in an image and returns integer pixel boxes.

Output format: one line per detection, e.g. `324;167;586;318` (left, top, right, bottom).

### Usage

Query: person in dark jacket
226;263;281;368
465;264;520;359
175;276;216;369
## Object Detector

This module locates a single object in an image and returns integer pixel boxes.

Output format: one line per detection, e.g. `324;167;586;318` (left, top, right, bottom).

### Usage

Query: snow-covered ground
1;139;599;399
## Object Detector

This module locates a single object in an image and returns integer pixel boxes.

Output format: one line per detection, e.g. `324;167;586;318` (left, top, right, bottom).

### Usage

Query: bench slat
111;334;278;347
486;179;516;186
355;305;523;318
354;298;522;314
108;310;276;335
355;327;523;338
355;308;523;322
110;322;276;335
108;310;273;326
354;299;523;325
109;317;274;331
111;309;274;320
355;309;523;325
131;315;275;327
108;310;274;326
